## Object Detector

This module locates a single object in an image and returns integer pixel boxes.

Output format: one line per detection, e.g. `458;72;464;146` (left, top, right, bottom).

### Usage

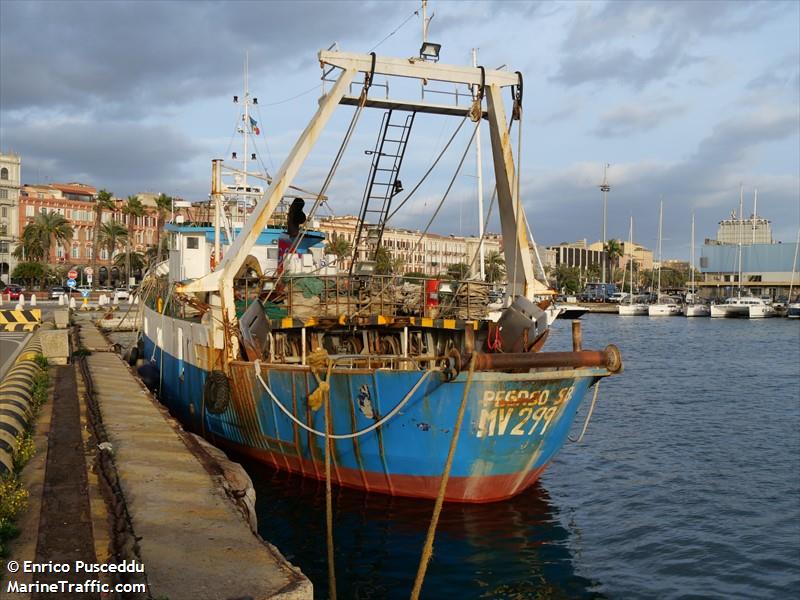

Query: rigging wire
409;120;480;258
386;116;469;222
368;4;422;52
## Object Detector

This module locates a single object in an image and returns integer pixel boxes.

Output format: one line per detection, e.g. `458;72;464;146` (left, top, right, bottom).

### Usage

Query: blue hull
143;335;605;502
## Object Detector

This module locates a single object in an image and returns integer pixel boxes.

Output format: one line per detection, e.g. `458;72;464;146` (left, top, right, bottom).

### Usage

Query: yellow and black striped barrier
0;308;42;332
0;329;45;475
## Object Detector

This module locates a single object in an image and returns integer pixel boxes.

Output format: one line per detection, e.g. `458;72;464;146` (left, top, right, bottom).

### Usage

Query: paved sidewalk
78;324;311;600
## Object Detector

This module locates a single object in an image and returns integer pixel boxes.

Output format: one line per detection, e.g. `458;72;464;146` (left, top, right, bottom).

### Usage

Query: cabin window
186;237;199;249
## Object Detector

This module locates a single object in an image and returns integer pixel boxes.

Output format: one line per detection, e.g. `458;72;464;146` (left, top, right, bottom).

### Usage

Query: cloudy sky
1;0;798;259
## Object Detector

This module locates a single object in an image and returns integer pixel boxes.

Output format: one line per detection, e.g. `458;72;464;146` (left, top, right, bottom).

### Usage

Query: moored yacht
649;296;682;316
683;211;710;317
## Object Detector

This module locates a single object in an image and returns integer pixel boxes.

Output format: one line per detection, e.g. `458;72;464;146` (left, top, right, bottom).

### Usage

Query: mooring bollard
30;294;37;306
69;296;77;309
19;294;25;307
58;294;65;306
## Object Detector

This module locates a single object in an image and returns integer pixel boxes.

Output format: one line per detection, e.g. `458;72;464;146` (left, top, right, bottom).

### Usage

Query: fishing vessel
136;47;622;503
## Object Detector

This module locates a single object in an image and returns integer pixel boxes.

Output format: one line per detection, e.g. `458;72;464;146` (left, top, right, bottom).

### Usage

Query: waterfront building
712;210;772;245
548;239;607;274
317;215;502;278
699;209;795;299
0;152;21;284
17;182;160;285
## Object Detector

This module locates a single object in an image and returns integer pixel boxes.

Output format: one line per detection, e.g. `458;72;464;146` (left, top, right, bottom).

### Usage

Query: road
0;331;31;379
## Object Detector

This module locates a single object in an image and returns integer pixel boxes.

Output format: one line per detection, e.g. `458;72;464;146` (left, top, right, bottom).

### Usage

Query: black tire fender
127;346;139;366
204;370;231;414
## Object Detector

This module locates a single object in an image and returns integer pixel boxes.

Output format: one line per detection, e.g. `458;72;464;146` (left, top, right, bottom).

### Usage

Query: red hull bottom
212;437;549;504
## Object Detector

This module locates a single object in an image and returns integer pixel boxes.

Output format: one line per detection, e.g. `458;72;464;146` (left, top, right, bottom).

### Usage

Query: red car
2;285;24;300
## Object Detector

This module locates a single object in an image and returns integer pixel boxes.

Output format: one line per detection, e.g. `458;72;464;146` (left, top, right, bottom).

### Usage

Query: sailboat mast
789;228;800;301
752;188;757;245
691;211;696;297
657;200;663;297
628;216;634;300
738;184;744;296
472;47;485;280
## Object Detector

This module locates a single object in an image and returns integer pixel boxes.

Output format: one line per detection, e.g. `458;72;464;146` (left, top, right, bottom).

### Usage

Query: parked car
50;286;67;300
608;292;630;303
2;284;24;300
113;288;130;301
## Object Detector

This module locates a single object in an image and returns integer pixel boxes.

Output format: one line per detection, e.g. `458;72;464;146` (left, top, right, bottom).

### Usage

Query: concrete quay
4;317;311;600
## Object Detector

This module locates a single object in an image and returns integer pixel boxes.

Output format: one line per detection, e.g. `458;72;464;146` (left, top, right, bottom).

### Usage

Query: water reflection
242;459;603;600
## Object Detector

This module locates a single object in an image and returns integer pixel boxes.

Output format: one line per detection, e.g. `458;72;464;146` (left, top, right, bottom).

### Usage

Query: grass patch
0;477;28;559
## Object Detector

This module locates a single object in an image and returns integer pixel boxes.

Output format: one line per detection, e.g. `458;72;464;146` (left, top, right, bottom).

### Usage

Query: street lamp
599;163;611;285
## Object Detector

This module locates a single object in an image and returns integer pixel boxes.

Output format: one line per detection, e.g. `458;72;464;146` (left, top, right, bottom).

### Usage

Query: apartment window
1;207;6;218
0;168;7;180
0;242;8;254
71;245;80;259
38;193;44;199
87;247;93;259
67;209;72;219
56;245;64;258
26;205;34;217
100;248;109;260
0;189;7;199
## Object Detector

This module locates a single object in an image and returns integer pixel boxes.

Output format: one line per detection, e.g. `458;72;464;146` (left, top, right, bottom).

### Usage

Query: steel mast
599;163;610;285
472;47;485;280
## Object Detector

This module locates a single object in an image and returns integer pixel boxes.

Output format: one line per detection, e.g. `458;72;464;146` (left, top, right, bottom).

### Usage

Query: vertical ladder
350;110;415;274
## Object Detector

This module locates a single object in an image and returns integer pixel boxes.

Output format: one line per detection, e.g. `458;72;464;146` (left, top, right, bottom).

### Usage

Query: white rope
569;379;601;443
253;360;436;439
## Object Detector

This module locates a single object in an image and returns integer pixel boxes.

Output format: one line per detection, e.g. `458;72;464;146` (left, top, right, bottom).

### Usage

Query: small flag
249;116;260;135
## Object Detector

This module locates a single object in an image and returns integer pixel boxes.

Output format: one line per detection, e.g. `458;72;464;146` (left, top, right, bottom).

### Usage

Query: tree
98;220;128;264
12;262;47;289
324;233;352;267
484;250;506;283
122;195;145;287
446;262;471;281
17;213;73;287
13;225;46;263
604;239;623;280
553;264;582;294
154;193;172;261
91;189;116;287
374;246;404;275
113;251;146;276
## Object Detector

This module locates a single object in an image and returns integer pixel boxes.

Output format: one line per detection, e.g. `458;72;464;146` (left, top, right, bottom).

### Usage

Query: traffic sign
68;269;78;279
81;289;90;298
84;267;94;276
66;279;76;288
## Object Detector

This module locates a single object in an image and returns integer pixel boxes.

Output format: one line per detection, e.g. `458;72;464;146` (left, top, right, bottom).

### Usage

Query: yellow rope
410;354;477;600
323;358;337;600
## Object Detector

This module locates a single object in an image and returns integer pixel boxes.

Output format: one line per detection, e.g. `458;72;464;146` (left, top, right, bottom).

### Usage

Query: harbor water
241;315;799;599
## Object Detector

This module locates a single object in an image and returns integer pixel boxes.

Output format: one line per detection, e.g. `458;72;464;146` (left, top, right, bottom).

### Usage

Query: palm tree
154;193;172;261
324;233;352;268
91;189;116;287
32;212;73;264
446;262;471;281
98;220;128;265
484;250;506;283
604;239;623;281
13;224;46;263
122;195;145;287
375;246;402;275
113;251;145;275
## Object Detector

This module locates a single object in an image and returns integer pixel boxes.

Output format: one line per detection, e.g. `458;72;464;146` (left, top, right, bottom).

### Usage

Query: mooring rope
323;357;337;600
409;354;477;600
253;360;437;439
569;379;602;443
